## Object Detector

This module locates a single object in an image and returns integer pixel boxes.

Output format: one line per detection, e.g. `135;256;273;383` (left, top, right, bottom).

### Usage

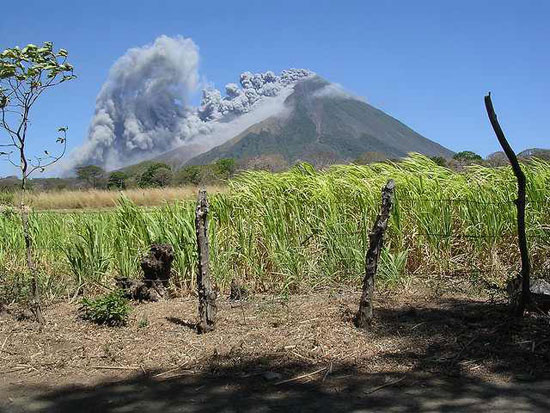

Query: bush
214;158;237;180
138;163;173;188
430;156;447;167
76;165;105;188
108;171;128;189
174;159;237;185
175;165;202;185
452;151;483;163
79;290;131;326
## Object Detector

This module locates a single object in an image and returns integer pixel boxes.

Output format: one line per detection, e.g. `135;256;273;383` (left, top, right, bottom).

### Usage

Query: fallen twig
411;322;428;330
91;365;141;370
155;370;195;380
299;318;319;324
275;367;328;385
364;376;405;395
1;333;13;352
322;362;333;382
0;366;29;374
152;362;190;378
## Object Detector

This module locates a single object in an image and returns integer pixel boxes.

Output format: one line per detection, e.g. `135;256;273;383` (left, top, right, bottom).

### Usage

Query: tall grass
0;154;548;302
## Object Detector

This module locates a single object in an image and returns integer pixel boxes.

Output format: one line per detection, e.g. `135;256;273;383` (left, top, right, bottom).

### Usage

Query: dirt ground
1;284;549;412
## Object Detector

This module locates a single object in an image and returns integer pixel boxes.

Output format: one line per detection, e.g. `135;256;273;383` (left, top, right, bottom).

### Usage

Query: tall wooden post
484;93;531;316
355;179;395;328
195;188;217;333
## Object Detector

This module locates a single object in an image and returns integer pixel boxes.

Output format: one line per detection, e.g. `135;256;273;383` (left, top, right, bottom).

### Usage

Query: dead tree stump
116;243;174;301
485;93;531;316
195;189;217;333
354;179;395;328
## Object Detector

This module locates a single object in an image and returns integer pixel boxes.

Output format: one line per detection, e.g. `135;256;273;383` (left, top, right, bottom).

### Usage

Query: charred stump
354;179;395;328
141;243;174;286
195;189;217;333
116;243;174;301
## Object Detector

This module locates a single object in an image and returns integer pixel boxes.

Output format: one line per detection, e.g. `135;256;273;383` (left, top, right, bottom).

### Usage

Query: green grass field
1;154;549;303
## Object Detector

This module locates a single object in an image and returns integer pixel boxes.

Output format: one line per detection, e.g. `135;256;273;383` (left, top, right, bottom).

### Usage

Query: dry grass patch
24;185;227;210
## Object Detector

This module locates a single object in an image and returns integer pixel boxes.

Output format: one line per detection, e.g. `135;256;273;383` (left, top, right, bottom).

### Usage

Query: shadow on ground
371;298;550;380
3;298;549;412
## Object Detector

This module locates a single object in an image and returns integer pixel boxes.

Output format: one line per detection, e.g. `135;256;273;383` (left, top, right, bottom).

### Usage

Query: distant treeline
0;149;549;194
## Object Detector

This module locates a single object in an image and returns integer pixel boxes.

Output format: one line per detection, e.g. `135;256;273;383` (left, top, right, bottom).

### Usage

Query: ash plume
69;35;206;170
66;34;313;172
198;68;312;121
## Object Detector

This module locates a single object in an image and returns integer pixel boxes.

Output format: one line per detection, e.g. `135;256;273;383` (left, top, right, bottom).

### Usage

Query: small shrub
138;316;149;328
79;290;131;326
378;249;409;288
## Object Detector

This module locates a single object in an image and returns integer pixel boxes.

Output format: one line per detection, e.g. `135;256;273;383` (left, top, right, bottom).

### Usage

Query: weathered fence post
195;188;217;333
484;93;531;316
354;179;395;328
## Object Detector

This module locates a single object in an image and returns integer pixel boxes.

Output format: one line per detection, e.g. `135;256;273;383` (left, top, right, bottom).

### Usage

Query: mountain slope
518;148;550;159
182;76;452;166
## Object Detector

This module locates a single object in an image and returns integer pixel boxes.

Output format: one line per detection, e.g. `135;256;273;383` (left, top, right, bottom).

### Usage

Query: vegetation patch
79;290;131;326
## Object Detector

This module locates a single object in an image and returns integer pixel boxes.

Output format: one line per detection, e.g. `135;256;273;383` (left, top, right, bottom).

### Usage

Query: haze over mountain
158;76;453;168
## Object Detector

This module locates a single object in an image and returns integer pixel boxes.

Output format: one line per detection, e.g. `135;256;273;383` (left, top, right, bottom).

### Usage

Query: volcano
158;76;452;168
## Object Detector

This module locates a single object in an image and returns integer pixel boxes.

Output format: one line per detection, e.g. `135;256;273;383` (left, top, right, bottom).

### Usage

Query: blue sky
0;0;548;176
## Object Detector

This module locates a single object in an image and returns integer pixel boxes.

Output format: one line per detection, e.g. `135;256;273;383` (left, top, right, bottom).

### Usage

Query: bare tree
0;42;76;326
484;93;530;316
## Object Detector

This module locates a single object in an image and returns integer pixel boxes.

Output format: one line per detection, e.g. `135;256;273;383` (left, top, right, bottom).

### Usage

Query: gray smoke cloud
198;68;312;121
178;85;296;166
67;35;206;170
65;35;313;171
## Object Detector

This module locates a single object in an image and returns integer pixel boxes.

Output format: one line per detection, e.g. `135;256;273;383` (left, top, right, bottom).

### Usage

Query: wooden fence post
354;179;395;328
484;93;531;316
195;188;217;333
